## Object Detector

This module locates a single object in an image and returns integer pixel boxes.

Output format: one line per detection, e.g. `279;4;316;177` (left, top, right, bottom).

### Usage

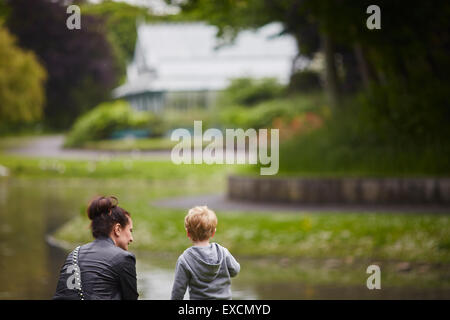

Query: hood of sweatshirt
183;243;224;282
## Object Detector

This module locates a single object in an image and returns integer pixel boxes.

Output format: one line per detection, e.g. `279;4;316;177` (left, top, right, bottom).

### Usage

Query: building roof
114;22;299;97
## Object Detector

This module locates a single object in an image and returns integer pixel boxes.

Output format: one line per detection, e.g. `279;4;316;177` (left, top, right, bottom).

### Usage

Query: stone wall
228;176;450;204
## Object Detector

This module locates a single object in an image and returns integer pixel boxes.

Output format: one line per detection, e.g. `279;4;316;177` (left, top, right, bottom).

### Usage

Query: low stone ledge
227;176;450;205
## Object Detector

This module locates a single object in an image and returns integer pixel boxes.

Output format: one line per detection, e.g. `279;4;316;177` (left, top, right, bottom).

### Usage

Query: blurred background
0;0;449;299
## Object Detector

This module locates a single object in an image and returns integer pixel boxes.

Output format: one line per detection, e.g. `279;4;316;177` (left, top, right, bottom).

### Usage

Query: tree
177;0;450;123
5;0;120;129
81;0;155;82
0;25;46;127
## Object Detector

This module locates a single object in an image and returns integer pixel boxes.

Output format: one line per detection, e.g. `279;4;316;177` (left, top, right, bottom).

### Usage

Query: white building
113;22;299;112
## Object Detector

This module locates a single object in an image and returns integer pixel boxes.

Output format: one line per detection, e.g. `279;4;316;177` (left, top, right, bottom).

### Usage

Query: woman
53;196;138;300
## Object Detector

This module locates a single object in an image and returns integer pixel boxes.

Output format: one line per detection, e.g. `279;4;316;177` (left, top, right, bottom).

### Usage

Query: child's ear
212;228;216;238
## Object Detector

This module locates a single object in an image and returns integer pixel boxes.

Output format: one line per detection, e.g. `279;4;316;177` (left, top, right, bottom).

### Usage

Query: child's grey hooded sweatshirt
171;242;240;300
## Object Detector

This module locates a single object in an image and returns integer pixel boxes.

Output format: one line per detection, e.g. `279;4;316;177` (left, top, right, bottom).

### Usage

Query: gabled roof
114;22;298;97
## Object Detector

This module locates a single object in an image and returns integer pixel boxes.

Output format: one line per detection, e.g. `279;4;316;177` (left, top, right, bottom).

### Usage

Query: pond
0;178;449;299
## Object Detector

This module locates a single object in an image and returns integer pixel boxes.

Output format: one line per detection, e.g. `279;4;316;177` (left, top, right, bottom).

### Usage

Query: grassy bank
1;153;449;265
54;205;450;264
0;154;229;180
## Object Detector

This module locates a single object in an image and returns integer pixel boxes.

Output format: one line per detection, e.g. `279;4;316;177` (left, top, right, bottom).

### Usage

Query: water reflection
137;267;259;300
136;252;259;300
0;178;89;299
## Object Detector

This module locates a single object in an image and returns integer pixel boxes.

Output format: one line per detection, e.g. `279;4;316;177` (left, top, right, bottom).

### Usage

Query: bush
355;81;450;147
218;77;285;107
250;93;450;176
0;25;46;128
219;94;327;130
64;100;162;147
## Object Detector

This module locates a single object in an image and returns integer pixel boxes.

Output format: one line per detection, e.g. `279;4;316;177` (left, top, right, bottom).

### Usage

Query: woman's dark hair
87;196;130;239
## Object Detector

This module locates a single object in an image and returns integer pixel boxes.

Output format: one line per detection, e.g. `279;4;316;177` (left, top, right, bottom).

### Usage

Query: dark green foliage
263;95;450;176
81;0;154;80
288;70;322;93
5;0;120;129
181;0;450;177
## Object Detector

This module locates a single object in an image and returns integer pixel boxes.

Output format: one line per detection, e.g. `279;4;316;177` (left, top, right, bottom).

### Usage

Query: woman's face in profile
115;217;134;251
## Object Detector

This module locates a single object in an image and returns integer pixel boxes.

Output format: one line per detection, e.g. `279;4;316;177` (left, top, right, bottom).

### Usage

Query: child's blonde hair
184;206;217;241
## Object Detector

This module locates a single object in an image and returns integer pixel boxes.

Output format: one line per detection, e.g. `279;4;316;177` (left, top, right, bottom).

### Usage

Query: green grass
0;154;230;180
1;153;449;265
54;205;450;264
274;132;450;177
245;124;450;178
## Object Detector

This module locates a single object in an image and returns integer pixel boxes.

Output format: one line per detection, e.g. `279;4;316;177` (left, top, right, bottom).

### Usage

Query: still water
0;178;449;299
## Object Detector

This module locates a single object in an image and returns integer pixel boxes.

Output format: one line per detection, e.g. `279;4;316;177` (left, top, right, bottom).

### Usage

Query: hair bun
87;196;118;220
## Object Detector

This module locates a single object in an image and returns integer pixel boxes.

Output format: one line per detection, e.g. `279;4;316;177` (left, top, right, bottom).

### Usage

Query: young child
171;206;240;300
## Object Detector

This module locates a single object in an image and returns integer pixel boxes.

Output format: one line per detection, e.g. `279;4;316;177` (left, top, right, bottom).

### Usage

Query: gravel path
4;135;171;160
153;193;450;213
4;135;252;161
